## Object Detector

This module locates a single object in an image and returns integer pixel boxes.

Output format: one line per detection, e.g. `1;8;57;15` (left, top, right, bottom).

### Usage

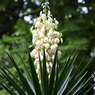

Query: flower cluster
30;2;63;81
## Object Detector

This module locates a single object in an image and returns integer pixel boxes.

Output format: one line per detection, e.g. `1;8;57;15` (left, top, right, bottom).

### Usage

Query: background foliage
0;0;95;94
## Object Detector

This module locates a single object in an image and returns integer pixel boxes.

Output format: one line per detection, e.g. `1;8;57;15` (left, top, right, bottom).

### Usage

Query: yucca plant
0;2;95;95
0;45;95;95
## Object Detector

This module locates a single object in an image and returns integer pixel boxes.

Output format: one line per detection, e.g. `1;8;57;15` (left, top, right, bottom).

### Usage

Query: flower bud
44;37;49;43
61;38;63;43
40;33;45;38
41;14;46;20
58;51;61;60
45;43;50;49
48;10;51;17
34;59;39;65
49;62;53;67
55;38;60;44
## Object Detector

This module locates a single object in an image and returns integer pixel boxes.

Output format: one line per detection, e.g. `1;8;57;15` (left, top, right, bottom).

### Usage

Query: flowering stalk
30;2;63;81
